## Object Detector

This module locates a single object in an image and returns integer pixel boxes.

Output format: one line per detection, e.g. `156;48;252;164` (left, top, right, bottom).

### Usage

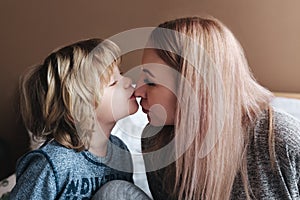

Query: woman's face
134;49;177;126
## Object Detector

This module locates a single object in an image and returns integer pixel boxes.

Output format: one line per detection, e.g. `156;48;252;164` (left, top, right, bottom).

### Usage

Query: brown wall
0;0;299;179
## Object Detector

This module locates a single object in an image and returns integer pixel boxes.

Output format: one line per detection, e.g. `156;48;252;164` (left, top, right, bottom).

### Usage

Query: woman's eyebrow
142;68;155;78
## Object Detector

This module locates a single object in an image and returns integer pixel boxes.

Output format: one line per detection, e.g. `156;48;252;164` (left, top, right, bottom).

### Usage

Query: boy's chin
114;106;139;121
129;105;139;115
127;102;139;115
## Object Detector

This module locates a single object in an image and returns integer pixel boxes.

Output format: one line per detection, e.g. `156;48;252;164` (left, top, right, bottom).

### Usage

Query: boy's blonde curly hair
20;38;120;151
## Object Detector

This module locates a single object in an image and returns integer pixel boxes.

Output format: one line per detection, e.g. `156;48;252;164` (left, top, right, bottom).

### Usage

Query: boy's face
96;66;138;126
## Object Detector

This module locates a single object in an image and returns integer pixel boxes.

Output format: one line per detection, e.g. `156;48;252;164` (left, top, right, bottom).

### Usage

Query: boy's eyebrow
142;69;155;78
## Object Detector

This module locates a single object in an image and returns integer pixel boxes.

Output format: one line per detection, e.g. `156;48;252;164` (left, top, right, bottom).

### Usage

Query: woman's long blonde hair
20;38;120;151
149;17;273;199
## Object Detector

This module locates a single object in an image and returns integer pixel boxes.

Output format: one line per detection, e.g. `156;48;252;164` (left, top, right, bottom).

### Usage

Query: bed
272;92;300;119
1;92;300;199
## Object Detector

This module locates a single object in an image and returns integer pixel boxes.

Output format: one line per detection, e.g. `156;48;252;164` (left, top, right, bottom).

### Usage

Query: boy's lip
129;93;136;99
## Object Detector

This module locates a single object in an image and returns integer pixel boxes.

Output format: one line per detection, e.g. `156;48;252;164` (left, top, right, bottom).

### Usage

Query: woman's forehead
141;63;174;77
141;49;172;75
142;49;166;64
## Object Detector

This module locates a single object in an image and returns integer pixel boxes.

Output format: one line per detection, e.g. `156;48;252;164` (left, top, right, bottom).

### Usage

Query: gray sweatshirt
231;108;300;199
10;135;133;200
143;107;300;200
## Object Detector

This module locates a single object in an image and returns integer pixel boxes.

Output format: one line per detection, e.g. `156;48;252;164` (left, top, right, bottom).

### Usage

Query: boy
10;38;138;199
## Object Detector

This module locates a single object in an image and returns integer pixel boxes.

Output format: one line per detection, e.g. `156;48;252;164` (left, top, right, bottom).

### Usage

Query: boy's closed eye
109;81;117;87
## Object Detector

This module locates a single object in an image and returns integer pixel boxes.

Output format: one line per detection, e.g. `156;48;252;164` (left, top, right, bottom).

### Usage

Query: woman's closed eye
144;78;156;86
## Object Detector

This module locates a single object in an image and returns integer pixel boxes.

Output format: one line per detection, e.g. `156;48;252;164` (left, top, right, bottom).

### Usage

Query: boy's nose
122;76;133;88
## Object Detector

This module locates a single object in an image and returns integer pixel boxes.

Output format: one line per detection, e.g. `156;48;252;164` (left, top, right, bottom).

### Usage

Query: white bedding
271;97;300;120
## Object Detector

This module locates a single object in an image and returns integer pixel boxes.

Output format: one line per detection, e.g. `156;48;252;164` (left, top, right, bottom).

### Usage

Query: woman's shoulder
254;107;300;155
273;108;300;155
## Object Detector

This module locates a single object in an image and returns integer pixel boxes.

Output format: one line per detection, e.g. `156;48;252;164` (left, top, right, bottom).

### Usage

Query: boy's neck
88;121;115;157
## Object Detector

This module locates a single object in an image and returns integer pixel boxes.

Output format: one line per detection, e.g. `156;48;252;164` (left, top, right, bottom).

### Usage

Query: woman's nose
134;80;146;98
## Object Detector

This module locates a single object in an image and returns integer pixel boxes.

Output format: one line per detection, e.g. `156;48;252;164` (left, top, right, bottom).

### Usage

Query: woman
134;16;300;200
